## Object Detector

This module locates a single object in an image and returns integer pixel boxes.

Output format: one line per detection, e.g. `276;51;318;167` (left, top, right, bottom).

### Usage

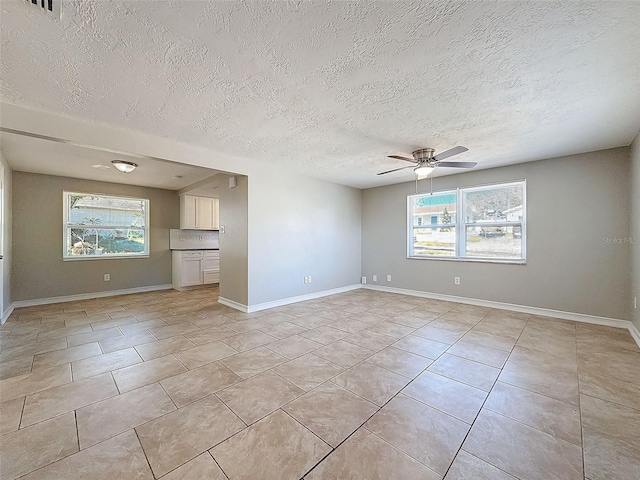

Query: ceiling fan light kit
414;165;435;178
111;160;138;173
378;145;476;177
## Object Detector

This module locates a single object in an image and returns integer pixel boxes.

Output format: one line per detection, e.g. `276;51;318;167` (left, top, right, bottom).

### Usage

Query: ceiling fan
378;146;476;177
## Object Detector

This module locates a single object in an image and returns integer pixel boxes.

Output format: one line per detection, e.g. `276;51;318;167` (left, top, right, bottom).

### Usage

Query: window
63;192;149;260
408;181;526;262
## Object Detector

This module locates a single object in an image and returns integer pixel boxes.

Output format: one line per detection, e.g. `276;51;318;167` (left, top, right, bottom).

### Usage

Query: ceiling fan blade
436;161;477;168
433;146;468;161
387;155;416;162
377;165;414;175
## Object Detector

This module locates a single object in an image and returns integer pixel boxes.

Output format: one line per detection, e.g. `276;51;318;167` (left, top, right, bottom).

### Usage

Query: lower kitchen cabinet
202;251;220;284
172;250;220;289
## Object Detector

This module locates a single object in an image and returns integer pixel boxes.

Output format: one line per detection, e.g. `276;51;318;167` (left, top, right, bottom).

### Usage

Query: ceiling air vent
24;0;61;18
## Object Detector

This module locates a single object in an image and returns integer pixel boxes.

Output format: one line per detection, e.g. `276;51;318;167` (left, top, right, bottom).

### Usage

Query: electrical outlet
386;275;392;282
372;275;377;282
219;226;225;234
361;276;367;284
104;274;110;282
454;277;460;285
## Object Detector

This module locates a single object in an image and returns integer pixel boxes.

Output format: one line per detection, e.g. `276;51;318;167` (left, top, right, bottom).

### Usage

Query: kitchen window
63;192;149;260
408;181;526;263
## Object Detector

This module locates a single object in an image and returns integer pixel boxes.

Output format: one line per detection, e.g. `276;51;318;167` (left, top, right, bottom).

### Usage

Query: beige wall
247;169;362;306
362;147;632;321
218;174;249;306
631;131;640;330
12;172;179;301
1;152;12;317
1;106;363;309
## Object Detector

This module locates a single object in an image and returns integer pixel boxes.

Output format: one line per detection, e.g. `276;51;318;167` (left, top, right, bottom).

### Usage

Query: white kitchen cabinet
202;250;219;270
203;270;220;284
172;250;220;289
181;196;198;229
172;251;203;287
202;251;219;284
180;195;219;230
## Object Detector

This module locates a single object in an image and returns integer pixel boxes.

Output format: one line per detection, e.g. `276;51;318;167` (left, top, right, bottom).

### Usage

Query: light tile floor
1;287;639;479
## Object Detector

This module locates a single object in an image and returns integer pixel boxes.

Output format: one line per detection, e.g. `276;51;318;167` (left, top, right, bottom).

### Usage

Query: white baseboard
219;284;362;313
363;284;633;331
1;304;14;325
10;281;638;348
217;296;248;312
630;322;640;348
11;284;173;309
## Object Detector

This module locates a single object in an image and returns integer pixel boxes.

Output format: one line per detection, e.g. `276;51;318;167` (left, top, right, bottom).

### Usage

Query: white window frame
63;191;150;261
407;180;526;264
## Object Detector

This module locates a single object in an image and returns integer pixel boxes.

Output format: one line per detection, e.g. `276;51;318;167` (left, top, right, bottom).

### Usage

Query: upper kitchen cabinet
180;195;219;230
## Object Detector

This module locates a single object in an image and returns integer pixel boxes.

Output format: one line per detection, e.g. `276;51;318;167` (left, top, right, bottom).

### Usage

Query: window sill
63;255;150;261
407;256;526;265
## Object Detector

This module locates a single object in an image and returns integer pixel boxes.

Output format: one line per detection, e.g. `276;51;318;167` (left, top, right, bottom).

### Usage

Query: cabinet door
212;198;220;229
181;257;202;286
197;198;214;230
181;196;198;229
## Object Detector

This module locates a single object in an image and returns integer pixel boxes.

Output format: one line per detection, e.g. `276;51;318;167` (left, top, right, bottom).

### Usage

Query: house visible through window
63;192;149;259
408;181;526;262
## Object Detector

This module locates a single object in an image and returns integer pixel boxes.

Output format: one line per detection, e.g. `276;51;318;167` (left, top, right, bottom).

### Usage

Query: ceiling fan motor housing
413;148;435;163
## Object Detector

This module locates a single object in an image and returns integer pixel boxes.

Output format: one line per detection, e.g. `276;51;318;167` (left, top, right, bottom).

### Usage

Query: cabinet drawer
203;258;219;270
203;251;219;269
181;251;204;259
203;270;220;284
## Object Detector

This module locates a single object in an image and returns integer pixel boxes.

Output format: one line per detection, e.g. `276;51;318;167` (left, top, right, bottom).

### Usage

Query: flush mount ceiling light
111;160;138;173
414;165;435;178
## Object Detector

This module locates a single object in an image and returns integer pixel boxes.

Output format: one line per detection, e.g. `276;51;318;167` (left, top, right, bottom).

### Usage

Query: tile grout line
223;347;384;477
133;427;157;479
208;451;231;480
301;316;468;474
277;407;342;476
492;349;586;404
110;370;122;395
3;292;634;478
357;309;498;474
9;410;87;478
213;391;249;428
438;311;531;479
579;390;640;412
74;409;80;453
479;403;584;446
16;395;27;432
362;426;444;478
455;448;520;480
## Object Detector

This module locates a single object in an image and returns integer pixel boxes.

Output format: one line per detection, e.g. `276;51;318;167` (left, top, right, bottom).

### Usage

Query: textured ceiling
0;130;221;191
1;0;639;188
